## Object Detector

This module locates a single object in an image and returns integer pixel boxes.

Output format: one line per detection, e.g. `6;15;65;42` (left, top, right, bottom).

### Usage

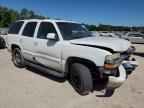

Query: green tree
9;9;19;22
20;8;29;19
29;10;35;19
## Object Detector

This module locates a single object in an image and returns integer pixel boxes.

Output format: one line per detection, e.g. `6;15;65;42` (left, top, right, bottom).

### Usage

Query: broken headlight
104;53;121;69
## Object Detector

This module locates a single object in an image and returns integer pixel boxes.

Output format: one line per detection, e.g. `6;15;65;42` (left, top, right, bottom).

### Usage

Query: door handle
33;42;38;46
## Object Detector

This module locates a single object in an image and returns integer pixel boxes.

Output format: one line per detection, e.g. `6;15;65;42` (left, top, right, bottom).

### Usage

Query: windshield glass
56;22;92;40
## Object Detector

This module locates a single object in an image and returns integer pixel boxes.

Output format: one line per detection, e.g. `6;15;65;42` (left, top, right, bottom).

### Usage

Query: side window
37;22;58;39
9;21;24;34
22;22;37;37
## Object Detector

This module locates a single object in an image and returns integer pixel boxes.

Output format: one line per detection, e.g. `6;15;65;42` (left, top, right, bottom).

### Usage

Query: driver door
33;22;63;71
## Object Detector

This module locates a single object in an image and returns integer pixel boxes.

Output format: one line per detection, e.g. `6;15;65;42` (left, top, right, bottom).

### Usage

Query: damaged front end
121;46;138;75
99;46;138;90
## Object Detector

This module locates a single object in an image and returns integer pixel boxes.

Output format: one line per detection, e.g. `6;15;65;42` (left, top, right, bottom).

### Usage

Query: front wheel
70;63;93;95
12;48;25;68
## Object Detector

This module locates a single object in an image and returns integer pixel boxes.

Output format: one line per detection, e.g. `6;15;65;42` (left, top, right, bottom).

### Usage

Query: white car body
6;19;137;91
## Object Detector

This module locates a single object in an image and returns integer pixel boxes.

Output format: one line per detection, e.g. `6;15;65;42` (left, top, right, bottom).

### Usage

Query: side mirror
47;33;56;40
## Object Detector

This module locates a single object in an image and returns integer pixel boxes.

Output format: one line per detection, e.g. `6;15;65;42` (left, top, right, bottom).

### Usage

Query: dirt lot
0;44;144;108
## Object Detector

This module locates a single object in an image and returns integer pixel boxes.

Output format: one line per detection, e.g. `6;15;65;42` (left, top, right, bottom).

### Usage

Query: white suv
7;19;137;95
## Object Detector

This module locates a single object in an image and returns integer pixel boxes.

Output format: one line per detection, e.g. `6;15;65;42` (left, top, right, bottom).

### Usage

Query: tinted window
22;22;37;37
37;22;58;39
9;21;24;34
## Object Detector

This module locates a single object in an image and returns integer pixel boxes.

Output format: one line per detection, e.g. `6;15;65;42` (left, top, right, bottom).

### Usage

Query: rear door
20;22;38;61
7;21;24;49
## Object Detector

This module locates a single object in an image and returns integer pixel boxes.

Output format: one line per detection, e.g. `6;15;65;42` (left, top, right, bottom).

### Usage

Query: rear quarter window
8;21;24;34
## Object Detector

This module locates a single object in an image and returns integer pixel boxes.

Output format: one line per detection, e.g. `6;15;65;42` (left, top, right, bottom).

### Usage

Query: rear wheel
12;48;25;68
70;63;93;95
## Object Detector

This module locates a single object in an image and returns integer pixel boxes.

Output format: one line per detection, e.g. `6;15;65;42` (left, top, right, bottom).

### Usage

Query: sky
0;0;144;26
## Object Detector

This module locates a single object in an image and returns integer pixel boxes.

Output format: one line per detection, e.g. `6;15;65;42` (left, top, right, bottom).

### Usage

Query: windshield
56;22;92;40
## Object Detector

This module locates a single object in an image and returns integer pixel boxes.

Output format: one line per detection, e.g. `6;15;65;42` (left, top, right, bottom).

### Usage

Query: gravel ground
0;44;144;108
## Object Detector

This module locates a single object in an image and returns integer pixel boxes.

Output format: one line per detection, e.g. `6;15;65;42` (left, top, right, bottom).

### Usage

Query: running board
25;61;66;78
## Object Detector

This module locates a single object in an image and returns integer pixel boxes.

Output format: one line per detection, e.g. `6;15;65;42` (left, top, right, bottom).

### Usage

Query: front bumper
106;60;138;90
122;59;138;74
106;65;126;89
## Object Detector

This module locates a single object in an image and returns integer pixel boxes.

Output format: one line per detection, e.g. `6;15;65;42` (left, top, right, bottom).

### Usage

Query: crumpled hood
70;37;131;52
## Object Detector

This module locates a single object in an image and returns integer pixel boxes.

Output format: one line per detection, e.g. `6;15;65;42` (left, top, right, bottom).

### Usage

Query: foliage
83;23;144;32
0;6;47;27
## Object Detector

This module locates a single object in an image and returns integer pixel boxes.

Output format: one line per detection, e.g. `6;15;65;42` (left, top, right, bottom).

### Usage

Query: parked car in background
0;28;8;35
0;28;8;49
141;32;144;35
99;31;116;37
122;33;144;44
0;36;6;49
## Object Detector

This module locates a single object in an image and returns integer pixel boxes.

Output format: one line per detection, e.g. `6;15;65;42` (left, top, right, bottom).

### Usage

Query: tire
12;48;25;68
70;63;93;95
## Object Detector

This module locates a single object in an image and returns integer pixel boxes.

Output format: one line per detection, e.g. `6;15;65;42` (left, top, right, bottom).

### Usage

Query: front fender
61;43;112;72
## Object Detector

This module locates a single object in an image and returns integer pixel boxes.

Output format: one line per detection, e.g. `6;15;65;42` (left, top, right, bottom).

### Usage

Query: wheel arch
11;44;21;51
65;56;98;76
